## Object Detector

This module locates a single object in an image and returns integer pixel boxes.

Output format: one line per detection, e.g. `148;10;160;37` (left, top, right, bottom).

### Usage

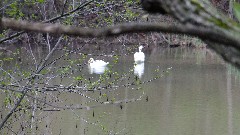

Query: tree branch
1;17;239;46
0;0;94;43
140;0;240;68
0;36;63;130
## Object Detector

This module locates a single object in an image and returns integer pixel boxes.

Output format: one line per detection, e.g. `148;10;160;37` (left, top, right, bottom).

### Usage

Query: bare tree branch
1;17;239;46
0;36;63;130
0;0;94;43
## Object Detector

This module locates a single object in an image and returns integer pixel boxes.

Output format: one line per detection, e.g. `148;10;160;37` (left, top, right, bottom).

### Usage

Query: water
1;46;240;135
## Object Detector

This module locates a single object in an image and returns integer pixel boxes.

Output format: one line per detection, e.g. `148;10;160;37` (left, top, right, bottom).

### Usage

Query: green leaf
233;2;240;22
37;0;45;3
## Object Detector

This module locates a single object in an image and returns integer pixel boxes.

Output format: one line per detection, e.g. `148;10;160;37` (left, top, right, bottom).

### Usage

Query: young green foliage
234;2;240;22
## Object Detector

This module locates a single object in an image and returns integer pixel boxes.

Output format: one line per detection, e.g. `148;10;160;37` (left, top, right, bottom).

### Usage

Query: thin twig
0;36;63;130
0;0;94;43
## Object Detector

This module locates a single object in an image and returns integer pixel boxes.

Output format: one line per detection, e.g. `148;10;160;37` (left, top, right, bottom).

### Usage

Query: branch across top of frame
1;17;240;49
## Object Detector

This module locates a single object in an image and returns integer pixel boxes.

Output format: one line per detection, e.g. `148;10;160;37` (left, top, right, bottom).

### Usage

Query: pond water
1;46;240;135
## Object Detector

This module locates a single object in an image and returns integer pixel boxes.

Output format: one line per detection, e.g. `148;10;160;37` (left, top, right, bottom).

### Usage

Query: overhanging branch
1;17;240;50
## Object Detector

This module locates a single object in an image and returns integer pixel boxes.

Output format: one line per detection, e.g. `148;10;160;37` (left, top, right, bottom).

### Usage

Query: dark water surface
1;47;240;135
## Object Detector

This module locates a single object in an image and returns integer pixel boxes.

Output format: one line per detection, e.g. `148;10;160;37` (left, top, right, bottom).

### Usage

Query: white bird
134;62;144;78
88;58;109;66
88;58;109;74
134;46;145;63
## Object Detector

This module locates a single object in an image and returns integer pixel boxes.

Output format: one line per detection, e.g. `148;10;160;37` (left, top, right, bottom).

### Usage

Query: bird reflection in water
134;62;144;79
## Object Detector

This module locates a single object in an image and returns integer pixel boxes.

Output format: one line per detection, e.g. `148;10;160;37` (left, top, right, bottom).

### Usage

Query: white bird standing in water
88;58;109;74
134;46;145;63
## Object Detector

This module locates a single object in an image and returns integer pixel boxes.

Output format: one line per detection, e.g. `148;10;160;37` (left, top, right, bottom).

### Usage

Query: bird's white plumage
134;46;145;63
88;58;109;74
88;58;109;67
